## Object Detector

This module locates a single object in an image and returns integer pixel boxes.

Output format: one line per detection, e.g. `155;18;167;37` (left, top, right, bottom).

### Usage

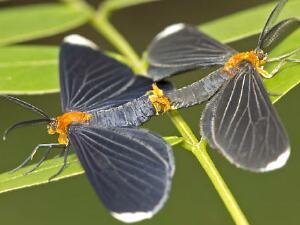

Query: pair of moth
2;0;299;223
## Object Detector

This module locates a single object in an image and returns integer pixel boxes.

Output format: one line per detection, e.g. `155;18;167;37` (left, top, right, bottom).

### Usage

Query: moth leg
24;146;52;175
267;48;300;62
48;145;71;181
284;59;300;63
262;60;287;79
264;50;300;79
10;143;65;173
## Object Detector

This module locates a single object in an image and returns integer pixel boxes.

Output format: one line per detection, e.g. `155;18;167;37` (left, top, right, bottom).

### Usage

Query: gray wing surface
257;0;288;50
258;18;299;52
202;62;290;171
59;35;170;112
69;125;174;223
147;23;236;81
200;90;223;149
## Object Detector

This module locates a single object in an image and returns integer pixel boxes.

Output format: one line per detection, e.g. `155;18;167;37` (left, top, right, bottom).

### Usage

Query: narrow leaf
0;3;91;46
0;46;59;94
0;135;181;193
0;48;147;94
100;0;158;14
264;29;300;103
199;0;300;43
164;136;184;146
197;0;300;103
1;1;300;194
0;154;82;194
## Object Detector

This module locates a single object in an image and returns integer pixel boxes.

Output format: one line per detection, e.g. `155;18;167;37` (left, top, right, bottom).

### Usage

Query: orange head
223;50;267;77
48;111;92;145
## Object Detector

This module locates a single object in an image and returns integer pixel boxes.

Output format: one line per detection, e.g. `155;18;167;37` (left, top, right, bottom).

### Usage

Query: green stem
168;111;249;225
92;16;145;74
61;0;145;74
92;2;146;74
62;0;250;224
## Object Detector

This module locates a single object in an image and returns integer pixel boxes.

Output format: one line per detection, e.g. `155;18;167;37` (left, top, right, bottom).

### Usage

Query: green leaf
0;46;59;94
1;0;299;195
0;3;91;46
199;0;300;43
264;29;300;103
0;48;149;94
99;0;158;15
198;0;300;103
0;135;182;194
163;136;184;146
0;154;82;194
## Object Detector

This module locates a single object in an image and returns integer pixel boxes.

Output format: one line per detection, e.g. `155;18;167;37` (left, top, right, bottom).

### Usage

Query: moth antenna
257;0;288;49
3;118;50;140
1;95;51;120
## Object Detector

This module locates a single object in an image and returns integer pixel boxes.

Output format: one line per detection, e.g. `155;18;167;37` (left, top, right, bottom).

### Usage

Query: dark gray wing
69;125;174;223
200;91;223;149
201;61;290;171
147;23;236;81
59;35;171;112
258;18;299;52
257;0;289;50
96;80;172;110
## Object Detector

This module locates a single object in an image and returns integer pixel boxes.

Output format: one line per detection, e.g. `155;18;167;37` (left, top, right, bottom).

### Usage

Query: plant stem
92;17;145;74
63;0;250;224
169;111;249;225
61;0;145;74
92;2;146;74
94;12;250;223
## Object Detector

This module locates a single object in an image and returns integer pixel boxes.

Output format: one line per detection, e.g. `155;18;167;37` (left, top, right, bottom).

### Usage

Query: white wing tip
260;149;290;172
111;211;153;223
156;23;185;40
63;34;98;49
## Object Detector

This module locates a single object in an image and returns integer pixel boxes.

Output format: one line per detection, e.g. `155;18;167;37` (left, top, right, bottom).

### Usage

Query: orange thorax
48;111;92;145
223;51;267;76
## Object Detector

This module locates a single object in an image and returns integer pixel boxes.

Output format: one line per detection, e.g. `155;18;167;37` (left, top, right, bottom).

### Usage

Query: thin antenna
3;118;50;140
1;95;51;120
257;0;288;50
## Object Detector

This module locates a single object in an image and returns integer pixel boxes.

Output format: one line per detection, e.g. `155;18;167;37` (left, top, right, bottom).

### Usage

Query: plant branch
92;1;147;74
60;0;145;74
168;111;249;225
61;0;250;224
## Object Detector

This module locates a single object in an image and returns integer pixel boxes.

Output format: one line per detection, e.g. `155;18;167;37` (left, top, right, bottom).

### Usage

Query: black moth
3;35;175;223
146;0;300;171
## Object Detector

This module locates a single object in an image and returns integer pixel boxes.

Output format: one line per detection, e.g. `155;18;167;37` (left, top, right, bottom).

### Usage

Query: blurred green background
0;0;299;225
